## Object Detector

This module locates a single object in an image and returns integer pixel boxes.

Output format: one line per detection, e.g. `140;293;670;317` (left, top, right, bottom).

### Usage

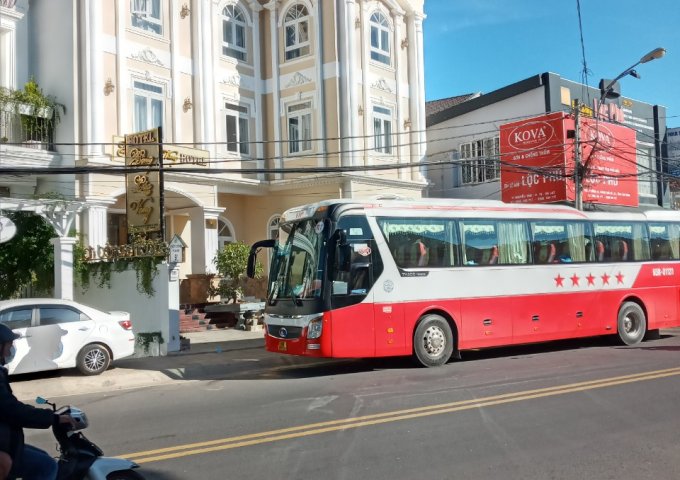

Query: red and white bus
247;198;680;367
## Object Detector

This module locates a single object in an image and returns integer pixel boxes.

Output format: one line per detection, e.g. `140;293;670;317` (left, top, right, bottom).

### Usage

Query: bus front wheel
617;302;646;346
413;314;453;367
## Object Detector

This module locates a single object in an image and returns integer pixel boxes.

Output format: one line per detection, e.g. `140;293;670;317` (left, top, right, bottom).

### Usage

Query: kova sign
499;112;638;207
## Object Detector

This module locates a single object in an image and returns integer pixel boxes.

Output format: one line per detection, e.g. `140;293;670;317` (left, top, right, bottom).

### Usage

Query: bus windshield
269;219;326;304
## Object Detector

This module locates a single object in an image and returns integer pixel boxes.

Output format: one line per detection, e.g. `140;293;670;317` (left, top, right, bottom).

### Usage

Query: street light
599;47;666;104
574;48;666;210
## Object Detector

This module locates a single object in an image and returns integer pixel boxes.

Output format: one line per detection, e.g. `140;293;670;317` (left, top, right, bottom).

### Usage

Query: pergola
0;197;88;300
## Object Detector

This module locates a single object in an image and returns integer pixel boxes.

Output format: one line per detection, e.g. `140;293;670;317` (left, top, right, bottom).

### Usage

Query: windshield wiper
291;286;303;307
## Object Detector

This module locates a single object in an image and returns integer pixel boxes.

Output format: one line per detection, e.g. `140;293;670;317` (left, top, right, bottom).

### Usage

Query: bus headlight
307;316;323;339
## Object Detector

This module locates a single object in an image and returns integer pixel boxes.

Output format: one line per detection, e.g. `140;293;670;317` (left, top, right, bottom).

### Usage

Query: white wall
74;263;181;356
426;88;546;199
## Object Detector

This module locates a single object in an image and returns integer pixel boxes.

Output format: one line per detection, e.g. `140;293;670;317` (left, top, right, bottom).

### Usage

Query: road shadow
134;467;185;480
10;331;678;384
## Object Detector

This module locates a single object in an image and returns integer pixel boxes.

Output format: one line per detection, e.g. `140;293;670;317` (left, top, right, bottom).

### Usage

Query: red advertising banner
573;117;639;207
500;113;638;207
500;112;569;204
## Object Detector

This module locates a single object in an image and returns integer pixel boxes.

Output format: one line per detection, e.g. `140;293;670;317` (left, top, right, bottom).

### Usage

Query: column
264;2;282;178
393;12;405;179
414;13;426;183
86;0;104;156
345;0;358;167
189;207;207;273
336;0;350;168
204;207;222;274
406;13;426;182
170;0;181;141
198;0;216;150
314;0;327;168
83;202;110;248
50;237;77;301
249;1;265;178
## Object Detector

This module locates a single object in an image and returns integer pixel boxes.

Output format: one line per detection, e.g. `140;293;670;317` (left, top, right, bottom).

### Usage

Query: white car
0;298;136;376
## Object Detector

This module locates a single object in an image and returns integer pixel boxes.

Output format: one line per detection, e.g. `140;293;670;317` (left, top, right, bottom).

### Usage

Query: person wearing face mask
0;323;74;480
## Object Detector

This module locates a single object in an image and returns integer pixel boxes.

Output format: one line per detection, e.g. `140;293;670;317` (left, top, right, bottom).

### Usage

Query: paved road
17;329;680;480
11;331;265;401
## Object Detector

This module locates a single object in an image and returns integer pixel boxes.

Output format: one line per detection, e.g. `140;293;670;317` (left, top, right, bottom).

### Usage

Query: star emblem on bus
616;272;625;284
586;274;595;286
554;274;564;287
570;274;580;286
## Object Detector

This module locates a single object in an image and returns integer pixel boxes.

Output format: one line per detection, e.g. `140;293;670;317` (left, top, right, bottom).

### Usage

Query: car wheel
77;344;111;375
413;314;454;367
617;302;646;346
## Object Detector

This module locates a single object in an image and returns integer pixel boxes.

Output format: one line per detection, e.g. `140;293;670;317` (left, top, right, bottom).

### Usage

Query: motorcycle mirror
36;396;47;404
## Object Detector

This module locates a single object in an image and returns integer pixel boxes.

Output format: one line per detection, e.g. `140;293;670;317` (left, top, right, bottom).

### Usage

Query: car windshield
269;219;326;303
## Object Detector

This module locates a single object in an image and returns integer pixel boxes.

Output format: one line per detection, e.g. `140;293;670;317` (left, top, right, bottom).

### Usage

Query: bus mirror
247;239;276;278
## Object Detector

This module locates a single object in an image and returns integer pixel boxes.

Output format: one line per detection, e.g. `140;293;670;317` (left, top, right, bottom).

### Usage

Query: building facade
0;0;427;303
425;72;668;209
668;127;680;208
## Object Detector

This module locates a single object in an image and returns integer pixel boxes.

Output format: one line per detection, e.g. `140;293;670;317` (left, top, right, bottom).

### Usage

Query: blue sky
423;0;680;128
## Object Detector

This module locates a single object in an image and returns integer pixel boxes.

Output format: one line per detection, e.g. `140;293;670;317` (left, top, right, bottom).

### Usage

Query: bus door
329;216;383;357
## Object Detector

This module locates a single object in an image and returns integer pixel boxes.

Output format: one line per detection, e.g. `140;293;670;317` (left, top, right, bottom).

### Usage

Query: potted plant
0;78;65;147
209;241;263;304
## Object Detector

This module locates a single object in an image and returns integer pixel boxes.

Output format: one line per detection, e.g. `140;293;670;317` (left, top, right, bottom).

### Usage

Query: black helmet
0;324;20;343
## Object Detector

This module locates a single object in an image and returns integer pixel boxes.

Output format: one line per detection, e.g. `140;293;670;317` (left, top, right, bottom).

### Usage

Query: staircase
179;304;241;332
179;305;208;333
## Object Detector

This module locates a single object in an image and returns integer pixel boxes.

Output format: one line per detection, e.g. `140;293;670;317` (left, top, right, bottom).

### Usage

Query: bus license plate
278;341;287;352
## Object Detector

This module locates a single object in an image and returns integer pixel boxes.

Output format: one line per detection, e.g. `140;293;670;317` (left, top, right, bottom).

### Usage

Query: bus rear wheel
413;314;453;367
617;302;646;346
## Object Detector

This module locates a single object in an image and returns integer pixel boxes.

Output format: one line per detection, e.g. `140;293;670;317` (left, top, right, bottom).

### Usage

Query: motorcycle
35;396;144;480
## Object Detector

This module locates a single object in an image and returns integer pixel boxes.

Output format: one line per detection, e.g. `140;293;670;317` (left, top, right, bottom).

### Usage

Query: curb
168;338;265;356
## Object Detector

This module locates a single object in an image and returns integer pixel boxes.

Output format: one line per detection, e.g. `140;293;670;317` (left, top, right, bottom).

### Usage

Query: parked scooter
35;396;144;480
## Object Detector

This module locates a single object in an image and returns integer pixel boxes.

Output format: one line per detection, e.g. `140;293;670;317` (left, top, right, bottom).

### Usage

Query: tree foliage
210;241;263;303
0;212;56;299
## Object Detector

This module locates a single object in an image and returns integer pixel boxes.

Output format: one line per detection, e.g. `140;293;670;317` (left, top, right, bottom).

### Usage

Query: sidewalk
178;327;265;354
12;327;266;402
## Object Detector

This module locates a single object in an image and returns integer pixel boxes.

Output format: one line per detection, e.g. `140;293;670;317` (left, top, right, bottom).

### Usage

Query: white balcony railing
0;105;55;151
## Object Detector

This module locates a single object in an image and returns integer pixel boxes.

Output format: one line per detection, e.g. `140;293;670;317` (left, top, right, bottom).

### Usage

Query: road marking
121;366;680;464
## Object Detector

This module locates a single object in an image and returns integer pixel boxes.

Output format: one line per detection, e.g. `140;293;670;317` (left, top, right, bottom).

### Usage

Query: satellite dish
0;216;17;243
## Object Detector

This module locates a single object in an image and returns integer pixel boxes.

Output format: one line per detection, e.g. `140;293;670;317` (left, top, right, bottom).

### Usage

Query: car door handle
78;327;90;331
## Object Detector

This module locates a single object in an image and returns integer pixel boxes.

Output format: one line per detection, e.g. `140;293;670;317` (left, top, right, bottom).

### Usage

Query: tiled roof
425;93;481;124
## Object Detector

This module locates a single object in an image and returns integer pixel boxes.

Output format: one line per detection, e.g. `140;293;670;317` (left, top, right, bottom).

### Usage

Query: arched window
284;4;310;60
369;12;390;65
218;217;235;250
222;5;247;61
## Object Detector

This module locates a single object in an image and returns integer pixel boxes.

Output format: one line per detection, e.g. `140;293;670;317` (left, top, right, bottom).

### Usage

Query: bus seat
546;243;556;263
488;246;498;265
595;241;605;261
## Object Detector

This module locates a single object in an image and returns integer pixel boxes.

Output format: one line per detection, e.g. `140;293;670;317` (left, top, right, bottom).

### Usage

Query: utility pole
573;100;582;211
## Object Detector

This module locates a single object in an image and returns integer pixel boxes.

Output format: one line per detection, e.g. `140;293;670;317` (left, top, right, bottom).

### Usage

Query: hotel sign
125;128;162;234
113;136;209;167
